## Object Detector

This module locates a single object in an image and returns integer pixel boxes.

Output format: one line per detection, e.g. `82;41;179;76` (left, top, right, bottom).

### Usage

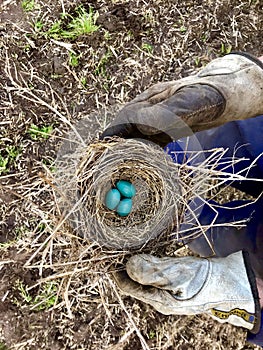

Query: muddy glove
114;251;261;333
102;53;263;147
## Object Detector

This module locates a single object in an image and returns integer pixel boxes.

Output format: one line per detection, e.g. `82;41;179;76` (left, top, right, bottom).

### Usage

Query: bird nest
55;121;250;254
57;138;181;249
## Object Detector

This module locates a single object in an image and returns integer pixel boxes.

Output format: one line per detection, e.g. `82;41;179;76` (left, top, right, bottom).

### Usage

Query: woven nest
55;119;247;254
57;138;181;249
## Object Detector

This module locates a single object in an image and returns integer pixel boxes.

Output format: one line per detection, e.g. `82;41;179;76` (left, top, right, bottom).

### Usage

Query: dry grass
0;0;263;349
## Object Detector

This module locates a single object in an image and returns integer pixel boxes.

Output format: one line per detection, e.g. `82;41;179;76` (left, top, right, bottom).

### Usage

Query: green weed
21;0;35;12
0;155;9;174
13;281;58;311
16;281;33;304
62;7;100;39
80;76;87;87
0;342;9;350
180;25;187;33
69;52;80;67
126;30;134;40
148;330;156;339
220;43;232;54
201;34;208;42
34;20;44;32
142;43;153;54
33;282;58;310
104;31;111;40
6;146;21;160
95;51;112;76
42;157;57;172
194;56;201;66
45;20;62;39
28;124;53;140
24;44;31;52
45;7;100;40
0;146;21;175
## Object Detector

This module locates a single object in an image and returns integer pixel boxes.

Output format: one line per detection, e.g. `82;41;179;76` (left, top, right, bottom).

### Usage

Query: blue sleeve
179;198;262;265
247;309;263;347
165;116;263;347
165;116;263;271
165;115;263;197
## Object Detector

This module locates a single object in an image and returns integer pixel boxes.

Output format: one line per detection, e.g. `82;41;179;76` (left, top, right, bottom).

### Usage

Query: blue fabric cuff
247;309;263;347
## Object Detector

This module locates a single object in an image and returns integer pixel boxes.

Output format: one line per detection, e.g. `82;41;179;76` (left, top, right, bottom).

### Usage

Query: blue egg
105;189;121;210
116;198;133;217
116;180;136;198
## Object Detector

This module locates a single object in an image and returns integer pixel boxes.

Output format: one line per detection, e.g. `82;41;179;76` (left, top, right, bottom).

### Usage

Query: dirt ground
0;0;263;349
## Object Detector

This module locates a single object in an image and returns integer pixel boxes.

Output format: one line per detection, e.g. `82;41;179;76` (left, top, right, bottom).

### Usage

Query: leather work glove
101;53;263;147
114;251;261;333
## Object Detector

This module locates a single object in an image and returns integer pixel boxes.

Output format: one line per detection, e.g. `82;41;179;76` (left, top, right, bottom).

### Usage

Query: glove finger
112;271;177;315
100;122;172;147
126;254;209;299
100;122;138;139
101;95;196;145
130;81;176;104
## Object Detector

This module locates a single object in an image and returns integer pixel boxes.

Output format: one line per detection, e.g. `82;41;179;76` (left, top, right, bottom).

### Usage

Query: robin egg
116;180;136;198
105;188;121;210
116;198;133;217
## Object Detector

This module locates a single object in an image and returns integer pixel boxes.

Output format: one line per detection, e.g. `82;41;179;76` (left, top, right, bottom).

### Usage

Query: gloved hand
101;53;263;147
114;251;261;333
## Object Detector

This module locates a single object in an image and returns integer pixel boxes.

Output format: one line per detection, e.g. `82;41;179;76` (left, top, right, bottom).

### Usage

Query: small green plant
180;25;187;33
0;342;9;350
80;76;87;87
0;146;21;174
28;124;53;140
62;7;100;39
220;43;232;54
42;157;57;172
6;146;21;160
24;44;31;52
148;330;156;339
34;20;44;32
16;281;33;304
13;281;58;311
33;282;58;310
201;34;208;42
69;52;80;67
126;30;134;40
0;155;9;174
21;0;35;12
104;31;111;40
45;7;100;40
142;43;153;54
0;239;14;249
95;51;112;76
194;56;201;66
45;20;62;39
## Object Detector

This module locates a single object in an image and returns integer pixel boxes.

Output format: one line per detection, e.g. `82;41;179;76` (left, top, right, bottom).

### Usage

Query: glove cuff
242;251;262;334
209;251;261;334
196;53;263;122
231;51;263;70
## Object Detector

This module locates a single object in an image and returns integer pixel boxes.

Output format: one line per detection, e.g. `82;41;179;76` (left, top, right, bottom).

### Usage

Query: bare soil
0;0;262;349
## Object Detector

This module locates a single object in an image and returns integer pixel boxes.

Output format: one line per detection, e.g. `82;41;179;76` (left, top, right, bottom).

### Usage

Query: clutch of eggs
104;180;136;216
